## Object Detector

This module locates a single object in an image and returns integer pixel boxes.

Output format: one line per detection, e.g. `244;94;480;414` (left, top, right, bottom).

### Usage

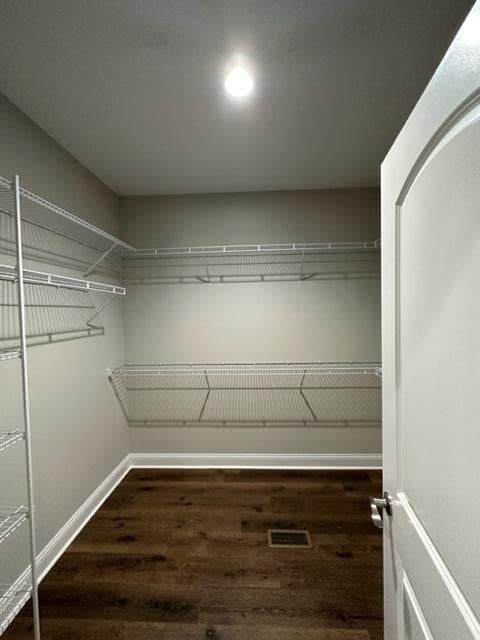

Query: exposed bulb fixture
224;65;254;98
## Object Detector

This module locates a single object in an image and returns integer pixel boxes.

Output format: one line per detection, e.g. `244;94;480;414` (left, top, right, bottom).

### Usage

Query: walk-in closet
1;2;478;639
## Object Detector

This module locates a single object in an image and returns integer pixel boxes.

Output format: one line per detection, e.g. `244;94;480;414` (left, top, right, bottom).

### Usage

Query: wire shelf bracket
83;240;120;278
86;293;118;329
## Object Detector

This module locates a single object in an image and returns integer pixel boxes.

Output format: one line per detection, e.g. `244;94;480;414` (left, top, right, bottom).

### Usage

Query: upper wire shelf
108;361;382;427
0;264;125;295
0;507;28;546
0;429;24;454
125;241;381;258
122;241;381;284
0;174;133;282
0;176;133;254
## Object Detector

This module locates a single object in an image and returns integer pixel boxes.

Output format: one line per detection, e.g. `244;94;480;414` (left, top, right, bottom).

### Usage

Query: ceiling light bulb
224;66;254;98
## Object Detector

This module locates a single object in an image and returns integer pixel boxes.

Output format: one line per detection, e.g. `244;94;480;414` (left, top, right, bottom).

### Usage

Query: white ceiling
0;0;472;195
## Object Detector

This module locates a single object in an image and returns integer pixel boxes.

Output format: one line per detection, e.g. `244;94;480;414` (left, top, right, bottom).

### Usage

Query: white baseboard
129;452;382;469
1;450;381;633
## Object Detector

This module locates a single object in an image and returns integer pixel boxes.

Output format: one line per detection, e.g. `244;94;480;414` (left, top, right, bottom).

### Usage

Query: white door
380;3;480;639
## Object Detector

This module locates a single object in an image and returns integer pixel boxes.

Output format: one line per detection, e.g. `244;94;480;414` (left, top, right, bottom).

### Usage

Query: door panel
400;115;480;616
403;575;433;640
397;495;476;639
381;3;480;637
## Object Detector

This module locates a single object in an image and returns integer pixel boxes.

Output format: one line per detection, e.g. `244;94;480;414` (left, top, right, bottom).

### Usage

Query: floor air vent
267;529;312;548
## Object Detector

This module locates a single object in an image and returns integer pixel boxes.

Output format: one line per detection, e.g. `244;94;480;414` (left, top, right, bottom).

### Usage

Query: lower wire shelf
0;429;24;453
0;349;20;362
0;583;32;634
107;362;382;427
0;507;29;546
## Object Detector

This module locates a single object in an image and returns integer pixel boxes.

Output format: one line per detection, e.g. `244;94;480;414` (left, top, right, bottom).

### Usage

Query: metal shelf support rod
83;241;119;278
86;294;116;329
299;368;319;421
202;250;211;284
299;246;306;281
13;174;41;640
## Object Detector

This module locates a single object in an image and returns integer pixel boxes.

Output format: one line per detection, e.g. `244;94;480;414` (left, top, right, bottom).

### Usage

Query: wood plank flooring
4;469;383;639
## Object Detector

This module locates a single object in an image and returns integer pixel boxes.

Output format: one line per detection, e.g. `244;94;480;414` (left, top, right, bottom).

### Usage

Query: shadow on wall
0;279;105;350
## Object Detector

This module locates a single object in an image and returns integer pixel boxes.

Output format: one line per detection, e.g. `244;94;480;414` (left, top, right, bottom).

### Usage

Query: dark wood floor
5;469;383;639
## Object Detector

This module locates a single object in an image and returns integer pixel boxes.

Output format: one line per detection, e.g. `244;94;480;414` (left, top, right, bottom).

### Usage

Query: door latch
369;492;393;529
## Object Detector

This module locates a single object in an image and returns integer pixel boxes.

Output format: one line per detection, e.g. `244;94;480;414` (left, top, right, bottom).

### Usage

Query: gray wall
119;189;381;456
0;93;128;585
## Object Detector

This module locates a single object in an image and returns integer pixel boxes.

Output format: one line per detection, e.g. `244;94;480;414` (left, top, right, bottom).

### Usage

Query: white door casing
382;3;480;639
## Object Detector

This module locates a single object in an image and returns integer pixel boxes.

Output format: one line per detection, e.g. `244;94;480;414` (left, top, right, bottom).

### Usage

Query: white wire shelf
0;429;24;453
108;362;382;427
0;349;20;362
0;507;28;546
0;174;132;282
116;362;381;375
0;583;31;634
0;278;109;349
0;175;133;254
122;241;380;284
125;241;381;258
0;264;125;295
